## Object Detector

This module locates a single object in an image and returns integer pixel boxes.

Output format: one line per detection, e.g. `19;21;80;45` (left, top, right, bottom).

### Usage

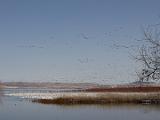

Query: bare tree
136;25;160;82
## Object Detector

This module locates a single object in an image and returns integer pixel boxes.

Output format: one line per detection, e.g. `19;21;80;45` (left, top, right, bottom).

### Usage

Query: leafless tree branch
137;25;160;82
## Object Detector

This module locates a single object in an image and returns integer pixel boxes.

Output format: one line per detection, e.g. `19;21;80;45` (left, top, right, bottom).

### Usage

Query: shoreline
3;82;160;105
6;92;160;105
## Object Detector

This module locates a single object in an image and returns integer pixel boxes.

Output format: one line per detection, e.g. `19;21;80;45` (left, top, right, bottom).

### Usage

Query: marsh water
0;89;160;120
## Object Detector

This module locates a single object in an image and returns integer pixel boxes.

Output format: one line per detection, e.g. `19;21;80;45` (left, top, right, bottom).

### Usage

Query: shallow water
0;89;160;120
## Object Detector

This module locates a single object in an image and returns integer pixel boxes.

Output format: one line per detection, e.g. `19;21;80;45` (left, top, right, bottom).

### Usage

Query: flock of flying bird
15;26;138;65
12;26;138;82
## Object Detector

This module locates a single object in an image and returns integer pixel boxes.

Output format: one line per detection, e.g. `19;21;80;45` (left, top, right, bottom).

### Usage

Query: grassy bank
32;92;160;105
85;86;160;92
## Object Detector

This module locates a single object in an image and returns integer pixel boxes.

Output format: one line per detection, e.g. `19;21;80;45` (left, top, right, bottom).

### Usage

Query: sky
0;0;160;84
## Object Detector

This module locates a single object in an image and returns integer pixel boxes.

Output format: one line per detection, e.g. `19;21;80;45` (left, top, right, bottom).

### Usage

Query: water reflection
1;95;160;120
34;102;160;113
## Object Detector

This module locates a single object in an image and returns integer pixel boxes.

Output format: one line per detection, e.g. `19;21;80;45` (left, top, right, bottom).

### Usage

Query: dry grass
32;92;160;105
0;82;4;102
86;86;160;92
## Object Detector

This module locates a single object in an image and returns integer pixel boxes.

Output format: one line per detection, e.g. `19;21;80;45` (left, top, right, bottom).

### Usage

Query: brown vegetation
0;82;3;102
32;92;160;105
85;86;160;92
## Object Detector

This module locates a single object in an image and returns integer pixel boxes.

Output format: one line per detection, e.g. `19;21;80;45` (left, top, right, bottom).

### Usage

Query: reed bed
32;92;160;105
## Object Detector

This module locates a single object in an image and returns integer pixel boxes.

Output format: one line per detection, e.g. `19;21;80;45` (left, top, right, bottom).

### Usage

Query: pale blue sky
0;0;160;84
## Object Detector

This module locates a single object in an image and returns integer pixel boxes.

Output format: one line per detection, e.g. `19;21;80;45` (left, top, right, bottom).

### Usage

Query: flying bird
81;33;89;40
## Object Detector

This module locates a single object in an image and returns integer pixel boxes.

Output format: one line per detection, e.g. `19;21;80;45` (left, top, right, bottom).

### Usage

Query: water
0;89;160;120
4;88;80;94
